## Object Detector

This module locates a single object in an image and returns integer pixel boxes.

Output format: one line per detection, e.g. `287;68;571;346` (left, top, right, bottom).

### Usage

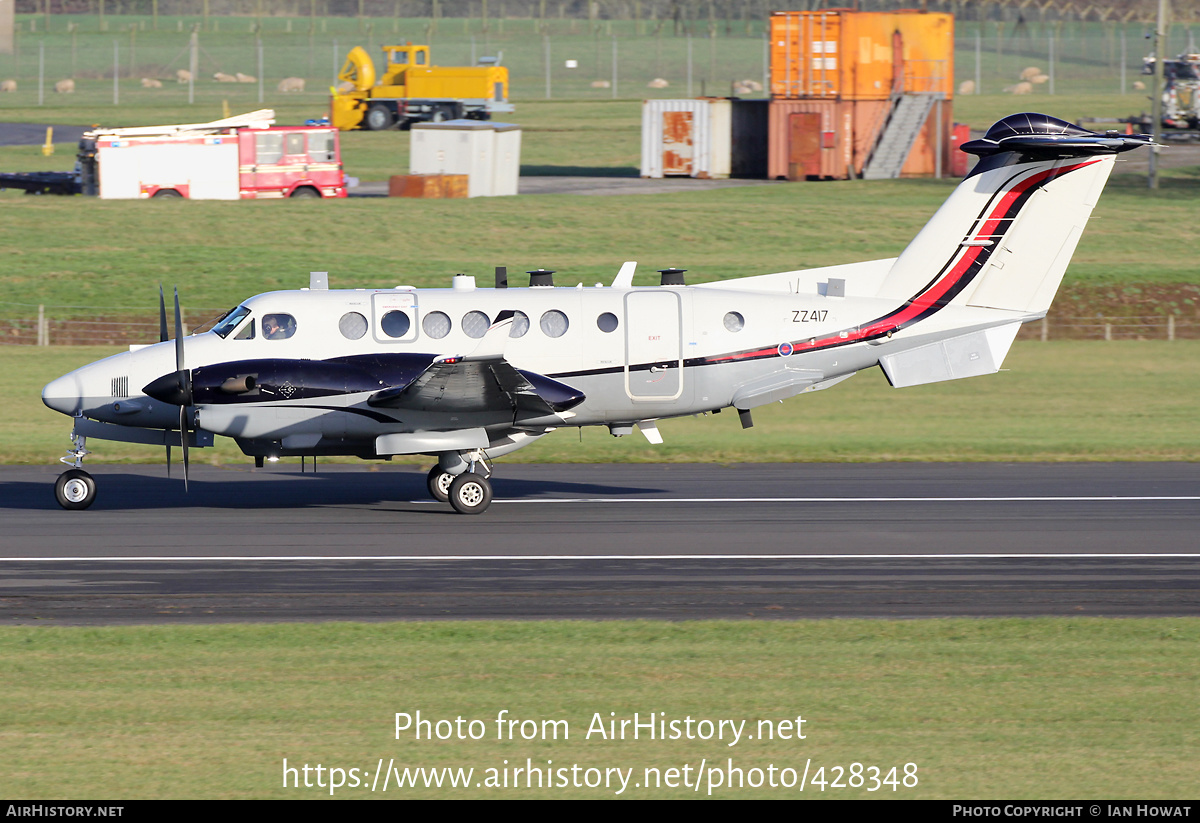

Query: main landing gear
427;453;494;514
55;432;97;510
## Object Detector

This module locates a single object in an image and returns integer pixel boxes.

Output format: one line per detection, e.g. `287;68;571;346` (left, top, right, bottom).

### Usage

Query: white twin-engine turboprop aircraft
42;114;1150;514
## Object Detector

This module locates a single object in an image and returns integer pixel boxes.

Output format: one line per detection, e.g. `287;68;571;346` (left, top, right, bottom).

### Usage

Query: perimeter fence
0;14;1196;107
3;301;1198;346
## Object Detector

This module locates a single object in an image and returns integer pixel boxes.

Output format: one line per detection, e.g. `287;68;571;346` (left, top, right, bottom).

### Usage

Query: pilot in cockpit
263;314;295;340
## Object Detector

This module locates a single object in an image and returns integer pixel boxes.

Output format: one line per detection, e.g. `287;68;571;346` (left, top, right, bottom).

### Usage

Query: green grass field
3;619;1197;799
5;340;1199;465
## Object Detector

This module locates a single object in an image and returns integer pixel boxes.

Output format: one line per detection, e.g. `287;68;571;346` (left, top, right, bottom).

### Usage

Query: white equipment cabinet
410;120;521;197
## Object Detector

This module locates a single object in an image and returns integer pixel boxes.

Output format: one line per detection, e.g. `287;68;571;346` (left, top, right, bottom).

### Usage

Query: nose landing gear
55;431;97;510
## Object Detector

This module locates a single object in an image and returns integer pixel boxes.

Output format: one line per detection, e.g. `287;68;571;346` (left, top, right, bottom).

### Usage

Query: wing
366;312;585;425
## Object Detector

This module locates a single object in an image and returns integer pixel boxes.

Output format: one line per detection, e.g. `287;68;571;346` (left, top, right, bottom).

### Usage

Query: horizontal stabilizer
879;323;1021;388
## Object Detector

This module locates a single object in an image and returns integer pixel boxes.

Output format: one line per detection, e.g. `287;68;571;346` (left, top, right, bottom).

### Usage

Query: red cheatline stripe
705;157;1101;365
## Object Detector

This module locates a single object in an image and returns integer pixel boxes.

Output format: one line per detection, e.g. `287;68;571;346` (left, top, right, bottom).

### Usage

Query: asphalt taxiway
1;463;1197;623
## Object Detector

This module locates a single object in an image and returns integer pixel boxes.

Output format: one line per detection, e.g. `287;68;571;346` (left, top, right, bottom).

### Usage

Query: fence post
1168;313;1175;341
113;39;119;105
1048;34;1055;96
1121;26;1127;95
1041;317;1048;342
189;30;198;104
763;32;768;94
687;34;693;97
38;304;45;346
612;34;617;99
1104;322;1112;341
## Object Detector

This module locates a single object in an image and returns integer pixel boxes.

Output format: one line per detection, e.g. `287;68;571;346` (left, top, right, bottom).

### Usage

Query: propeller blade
165;443;171;478
174;287;185;375
158;284;168;343
179;405;190;493
173;286;191;493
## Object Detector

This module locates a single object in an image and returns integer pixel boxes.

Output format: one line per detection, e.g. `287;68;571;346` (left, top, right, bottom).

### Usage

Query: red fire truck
77;109;347;200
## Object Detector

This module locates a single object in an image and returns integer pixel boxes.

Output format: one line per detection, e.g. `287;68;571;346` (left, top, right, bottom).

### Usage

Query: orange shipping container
768;99;885;180
768;98;953;180
770;10;954;101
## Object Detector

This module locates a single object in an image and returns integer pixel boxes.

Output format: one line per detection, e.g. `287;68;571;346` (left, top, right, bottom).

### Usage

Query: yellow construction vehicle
330;43;512;131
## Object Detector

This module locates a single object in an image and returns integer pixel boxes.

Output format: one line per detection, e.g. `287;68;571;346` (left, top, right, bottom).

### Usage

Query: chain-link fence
0;302;228;345
4;301;1197;346
1;13;1197;106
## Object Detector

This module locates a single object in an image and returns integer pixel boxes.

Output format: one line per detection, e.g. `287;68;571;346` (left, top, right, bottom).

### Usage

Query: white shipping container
640;98;732;179
410;120;522;198
491;123;522;197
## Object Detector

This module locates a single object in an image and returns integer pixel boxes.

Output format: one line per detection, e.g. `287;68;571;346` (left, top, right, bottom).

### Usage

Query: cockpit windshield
211;305;252;338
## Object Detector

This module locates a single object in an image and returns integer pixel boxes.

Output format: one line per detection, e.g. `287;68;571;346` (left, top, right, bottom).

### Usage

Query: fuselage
41;261;1029;462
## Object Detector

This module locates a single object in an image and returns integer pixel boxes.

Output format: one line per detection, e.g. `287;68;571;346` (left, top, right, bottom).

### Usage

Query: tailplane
876;113;1150;318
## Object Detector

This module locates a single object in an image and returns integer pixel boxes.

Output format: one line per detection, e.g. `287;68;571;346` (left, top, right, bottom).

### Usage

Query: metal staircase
862;94;940;180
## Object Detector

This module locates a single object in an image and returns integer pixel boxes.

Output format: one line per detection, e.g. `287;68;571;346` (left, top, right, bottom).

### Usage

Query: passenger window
263;313;296;340
423;311;451;339
416;51;427;66
284;133;306;156
381;310;411;338
255;133;283;165
509;310;530;338
461;311;490;339
339;312;367;340
540;310;569;339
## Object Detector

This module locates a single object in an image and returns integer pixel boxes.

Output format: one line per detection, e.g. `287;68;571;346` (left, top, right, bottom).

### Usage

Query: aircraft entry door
624;290;683;401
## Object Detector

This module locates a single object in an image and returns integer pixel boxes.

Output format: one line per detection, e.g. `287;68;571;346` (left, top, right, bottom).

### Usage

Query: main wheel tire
430;105;455;123
152;189;183;198
364;104;394;131
448;472;492;515
427;466;454;503
289;186;320;198
55;469;96;510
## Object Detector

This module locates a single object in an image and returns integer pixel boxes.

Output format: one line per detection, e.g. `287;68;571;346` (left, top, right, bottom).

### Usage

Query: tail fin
876;113;1149;317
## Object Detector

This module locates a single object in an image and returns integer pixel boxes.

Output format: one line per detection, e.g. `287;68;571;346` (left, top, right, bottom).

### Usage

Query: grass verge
2;619;1197;799
4;341;1198;465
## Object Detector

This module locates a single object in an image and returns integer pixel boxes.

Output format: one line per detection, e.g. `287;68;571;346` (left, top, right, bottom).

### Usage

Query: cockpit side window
263;313;297;340
212;306;252;339
234;320;256;340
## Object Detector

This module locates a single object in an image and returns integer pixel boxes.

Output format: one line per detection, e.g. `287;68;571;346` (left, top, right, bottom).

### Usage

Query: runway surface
1;463;1197;623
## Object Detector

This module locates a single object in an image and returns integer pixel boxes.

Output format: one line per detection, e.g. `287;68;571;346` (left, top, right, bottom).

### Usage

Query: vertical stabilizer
876;114;1149;319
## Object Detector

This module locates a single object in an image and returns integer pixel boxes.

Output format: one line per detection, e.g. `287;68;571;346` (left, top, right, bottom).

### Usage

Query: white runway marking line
4;553;1200;562
411;495;1200;504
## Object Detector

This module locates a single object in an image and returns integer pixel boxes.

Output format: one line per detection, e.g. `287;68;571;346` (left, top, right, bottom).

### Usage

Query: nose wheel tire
55;469;96;510
448;472;493;515
427;466;455;502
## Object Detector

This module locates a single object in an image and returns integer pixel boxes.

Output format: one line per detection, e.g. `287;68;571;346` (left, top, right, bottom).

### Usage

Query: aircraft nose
42;373;83;416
